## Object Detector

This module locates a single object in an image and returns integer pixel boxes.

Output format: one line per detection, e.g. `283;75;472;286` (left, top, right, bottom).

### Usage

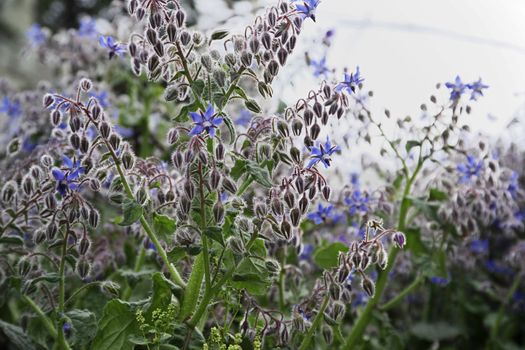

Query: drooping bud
76;258;91;279
79;237;91;255
213;200;224;223
210;168;221;190
392;231;406;249
361;275;375;297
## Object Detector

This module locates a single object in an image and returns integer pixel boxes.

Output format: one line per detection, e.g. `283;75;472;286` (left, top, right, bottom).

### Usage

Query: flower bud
89;209;99;228
175;10;186;27
99;121;111;138
277;120;289;138
79;237;91;255
109;133;121;150
291;118;303;136
310;123;321;140
322;325;333;345
290;147;301;164
76;258;91;279
80;78;92;92
80;136;90;154
284;190;295;208
265;259;281;275
322;185;331;201
180;30;191;46
171;150;184;169
240;51;253;67
167;23;177;42
298;195;309;214
69;133;80;149
280;219;292;241
222;177;237;194
213;200;224;223
210;169;221;190
180;195;191;214
290;207;301;227
2;181;17;202
22;175;34;196
362;275;375;297
393;231;406;249
100;281;121;298
18;257;32;277
51;109;61;126
268;60;279;77
271;197;283;216
43;94;54;108
277;47;288;65
215;142;225;160
228;236;245;255
122;150;135;170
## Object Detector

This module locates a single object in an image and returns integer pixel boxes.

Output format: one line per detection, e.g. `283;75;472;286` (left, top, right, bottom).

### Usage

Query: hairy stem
298;294;330;350
342;160;423;349
23;296;58;340
56;230;72;350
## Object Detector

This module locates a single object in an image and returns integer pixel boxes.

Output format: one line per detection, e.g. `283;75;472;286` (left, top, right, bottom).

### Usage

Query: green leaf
203;226;225;246
313;242;349;270
233;85;249;100
0;235;24;245
410;322;461;341
230;159;247;180
92;300;140;350
146;273;177;320
117;199;143;226
244;99;261;114
231;258;270;295
174;101;198;123
191;80;205;96
404;228;428;256
0;320;36;350
405;140;421;153
66;309;97;348
429;188;448;201
152;213;177;240
179;253;204;321
222;116;237;145
210;30;229;41
245;161;272;188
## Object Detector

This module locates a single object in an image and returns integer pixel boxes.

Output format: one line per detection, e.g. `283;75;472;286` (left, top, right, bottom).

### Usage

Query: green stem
112;151;185;288
56;230;72;350
64;282;103;306
342;160;423;349
198;162;211;290
333;324;345;345
122;245;146;300
380;275;423;311
298;294;330;350
23;296;58;339
278;247;286;311
490;272;522;342
236;177;254;197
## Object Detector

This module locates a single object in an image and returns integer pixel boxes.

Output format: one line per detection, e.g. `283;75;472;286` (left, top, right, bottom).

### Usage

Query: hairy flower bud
89;209;99;228
2;181;17;202
310;123;321;140
280;219;292;241
298;195;309;214
393;231;406;249
228;236;245;255
80;78;92;92
79;237;91;255
43;94;54;108
99;121;111;139
51;109;61;126
213;200;224;224
121;150;135;170
18;257;33;277
271;197;283;216
171;150;183;169
222;177;237;194
362;275;375;297
76;258;91;279
210;169;221;190
277;120;289;138
290;207;301;227
109;133;121;151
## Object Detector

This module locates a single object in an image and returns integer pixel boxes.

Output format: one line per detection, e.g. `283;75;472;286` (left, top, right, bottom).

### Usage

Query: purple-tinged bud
210;169;221;190
175;10;186;27
330;282;341;301
249;38;260;53
303;108;314;126
89;209;99;228
109;133;121;151
290;147;301;164
2;181;17;202
79;237;91;255
172;150;184;169
167;128;179;145
279;325;289;344
51;109;61;126
128;42;137;57
40;154;53;168
154;41;164;57
146;28;157;45
213;200;224;224
34;228;46;245
261;32;272;50
148;55;159;72
89;178;101;192
361;275;375;297
292;315;306;332
128;0;138;15
298;195;309;214
284;190;295;208
277;47;288;66
291;118;303;136
255;202;268;217
280;219;292;241
121;150;135;170
322;185;331;201
22;175;34;196
43;94;54;108
222;177;237;194
225;53;237;67
100;281;121;298
313;101;323;118
392;231;406;249
165;189;175;202
290;207;301;227
80;136;89;154
288;35;297;50
227;236;245;255
180;195;191;214
76;258;91;279
268;60;279;77
80;78;92;92
322;325;333;345
69;115;81;132
135;186;149;206
136;7;145;20
167;23;177;42
180;30;191;46
277;120;289;138
69;133;80;149
99;121;111;139
18;257;32;277
213;69;226;87
215;142;225;160
272;197;283;216
310;123;321;140
240;51;253;67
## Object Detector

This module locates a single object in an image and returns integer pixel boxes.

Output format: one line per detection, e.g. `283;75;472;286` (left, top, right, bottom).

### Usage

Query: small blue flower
307;203;336;224
63;322;72;332
78;18;97;37
0;97;22;118
306;137;340;168
293;0;320;21
485;259;514;276
335;67;364;95
52;156;85;196
508;171;519;199
89;91;110;108
445;75;468;101
189;103;223;138
219;192;229;203
467;78;489;100
26;24;46;47
299;243;314;260
469;239;488;254
456;155;483;183
344;190;369;215
430;275;450;286
237;109;252;127
310;56;330;77
99;35;126;59
350;173;360;187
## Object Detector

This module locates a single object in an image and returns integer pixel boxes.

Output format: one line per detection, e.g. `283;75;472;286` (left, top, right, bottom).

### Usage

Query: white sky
199;0;525;144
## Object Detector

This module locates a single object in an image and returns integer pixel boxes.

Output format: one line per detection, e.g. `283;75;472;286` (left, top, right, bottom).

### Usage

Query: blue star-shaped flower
0;97;22;118
293;0;320;21
307;203;336;224
310;56;330;77
51;155;85;196
335;66;364;94
26;24;46;47
445;75;468;101
344;190;369;215
78;18;97;37
99;36;126;59
189;103;223;138
306;137;340;168
456;155;483;183
467;78;489;100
